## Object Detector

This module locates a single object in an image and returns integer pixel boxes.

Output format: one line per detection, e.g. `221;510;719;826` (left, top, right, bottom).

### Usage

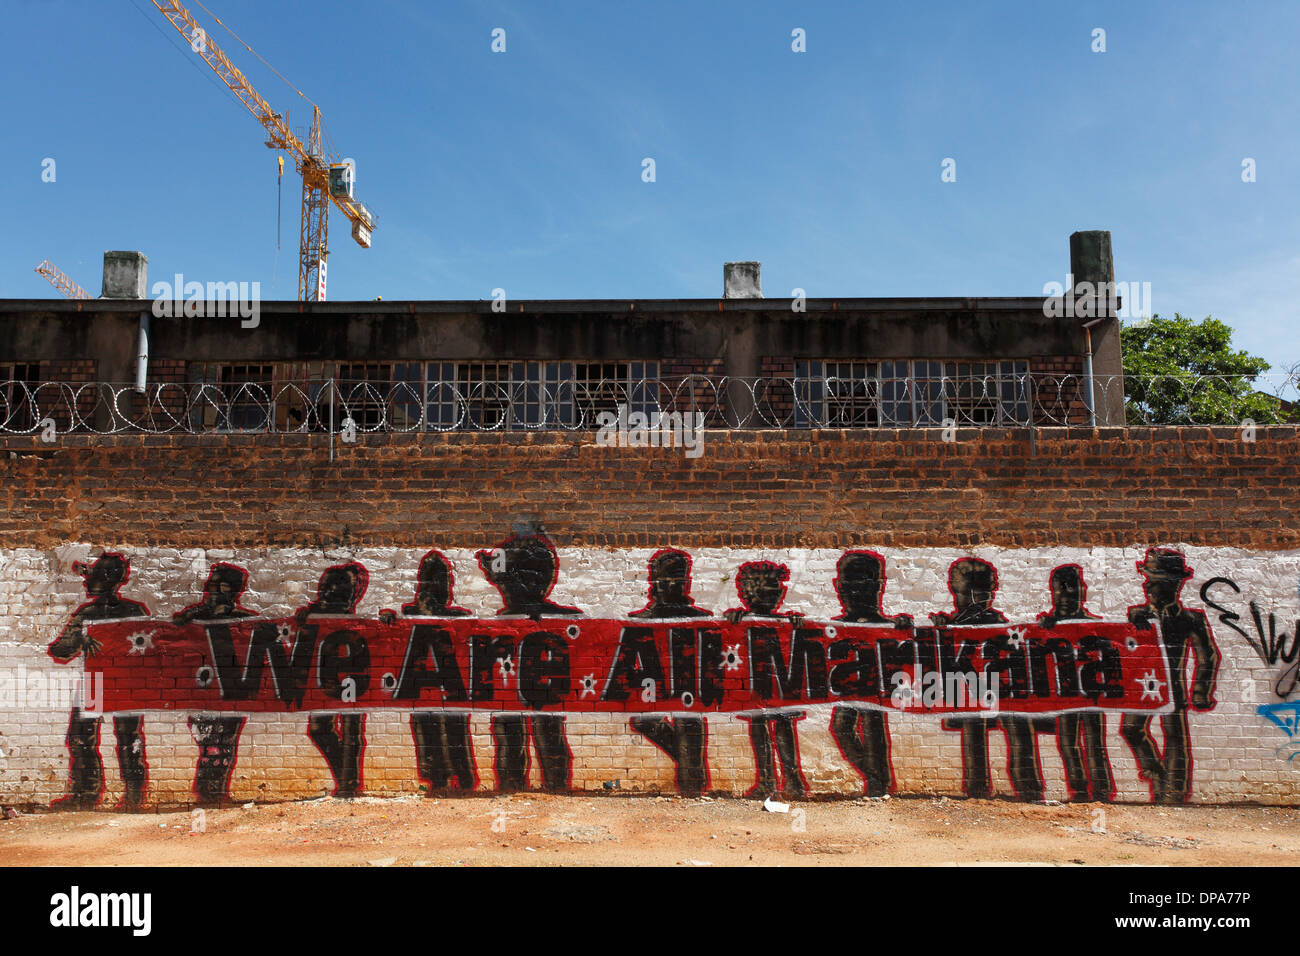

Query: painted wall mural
10;535;1268;811
2;538;1296;807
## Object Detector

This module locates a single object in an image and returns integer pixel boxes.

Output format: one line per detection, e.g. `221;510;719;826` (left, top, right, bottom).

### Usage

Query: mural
36;535;1215;809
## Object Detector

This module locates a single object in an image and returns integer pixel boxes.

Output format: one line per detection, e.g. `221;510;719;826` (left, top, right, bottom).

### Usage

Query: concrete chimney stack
723;261;762;299
1068;229;1123;426
1068;231;1114;293
102;251;149;299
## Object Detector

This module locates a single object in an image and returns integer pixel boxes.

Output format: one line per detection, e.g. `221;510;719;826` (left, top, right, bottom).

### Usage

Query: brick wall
36;360;97;433
1;427;1297;809
0;427;1293;550
1029;353;1090;426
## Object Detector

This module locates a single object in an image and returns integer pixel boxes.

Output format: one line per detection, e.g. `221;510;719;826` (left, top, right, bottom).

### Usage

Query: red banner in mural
83;616;1172;716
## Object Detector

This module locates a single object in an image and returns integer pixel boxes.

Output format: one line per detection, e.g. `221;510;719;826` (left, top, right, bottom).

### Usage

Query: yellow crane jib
35;260;92;300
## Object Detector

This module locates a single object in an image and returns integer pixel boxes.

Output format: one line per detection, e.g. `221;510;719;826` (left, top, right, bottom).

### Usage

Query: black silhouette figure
726;561;808;798
630;549;712;619
478;533;576;792
934;558;1045;800
48;553;151;810
1120;548;1220;805
299;562;369;798
829;551;910;797
476;533;582;621
627;548;711;794
384;551;477;794
1037;564;1114;802
174;563;256;805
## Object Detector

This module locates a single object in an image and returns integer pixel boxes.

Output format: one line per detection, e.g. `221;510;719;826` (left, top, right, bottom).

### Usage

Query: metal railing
0;373;1295;435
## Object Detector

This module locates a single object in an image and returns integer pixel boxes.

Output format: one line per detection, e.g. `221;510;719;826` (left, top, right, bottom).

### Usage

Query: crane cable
126;0;239;105
191;0;319;110
191;0;340;160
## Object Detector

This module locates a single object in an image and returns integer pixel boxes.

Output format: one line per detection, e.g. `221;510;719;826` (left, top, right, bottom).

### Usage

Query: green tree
1121;313;1282;424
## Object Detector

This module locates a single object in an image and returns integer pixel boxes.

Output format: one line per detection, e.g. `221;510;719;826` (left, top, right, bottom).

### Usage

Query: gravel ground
1;794;1296;866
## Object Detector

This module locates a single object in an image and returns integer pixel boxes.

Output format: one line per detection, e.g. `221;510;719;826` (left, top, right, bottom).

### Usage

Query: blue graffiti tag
1257;701;1300;762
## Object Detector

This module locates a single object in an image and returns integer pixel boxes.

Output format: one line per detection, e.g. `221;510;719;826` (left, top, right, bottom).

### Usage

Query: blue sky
5;0;1299;369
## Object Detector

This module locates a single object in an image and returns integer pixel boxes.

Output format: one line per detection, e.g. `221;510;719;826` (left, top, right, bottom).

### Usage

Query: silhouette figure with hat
1120;547;1220;804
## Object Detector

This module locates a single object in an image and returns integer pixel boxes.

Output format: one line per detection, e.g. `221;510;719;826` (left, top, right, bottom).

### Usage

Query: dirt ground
0;794;1296;866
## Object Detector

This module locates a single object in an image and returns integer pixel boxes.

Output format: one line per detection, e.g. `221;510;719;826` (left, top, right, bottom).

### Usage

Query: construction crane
34;260;92;300
148;0;375;301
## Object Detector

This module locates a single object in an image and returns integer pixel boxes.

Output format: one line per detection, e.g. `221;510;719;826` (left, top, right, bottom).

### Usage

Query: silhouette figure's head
477;534;561;611
949;558;999;615
648;549;692;607
1049;564;1087;618
410;551;462;614
314;562;368;613
736;561;789;616
1137;547;1191;608
834;551;886;618
74;553;131;598
203;563;249;611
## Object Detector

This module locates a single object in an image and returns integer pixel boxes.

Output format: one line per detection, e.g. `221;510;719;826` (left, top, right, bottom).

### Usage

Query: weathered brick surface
0;427;1294;551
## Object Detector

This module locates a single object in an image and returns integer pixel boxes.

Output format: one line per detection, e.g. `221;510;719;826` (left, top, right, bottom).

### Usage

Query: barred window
188;363;274;432
453;361;512;429
418;360;659;430
335;362;393;431
570;361;658;429
273;362;333;432
796;359;1030;427
0;363;41;432
181;360;662;432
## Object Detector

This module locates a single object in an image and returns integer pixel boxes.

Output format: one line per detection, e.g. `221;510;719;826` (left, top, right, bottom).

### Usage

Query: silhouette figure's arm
1128;606;1156;631
1190;614;1220;710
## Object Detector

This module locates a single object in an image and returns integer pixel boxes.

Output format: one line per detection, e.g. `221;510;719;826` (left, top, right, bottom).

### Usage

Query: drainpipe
1082;317;1106;428
134;312;150;394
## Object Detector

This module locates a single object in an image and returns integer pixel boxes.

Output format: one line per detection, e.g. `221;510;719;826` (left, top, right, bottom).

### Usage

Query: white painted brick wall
1;543;1295;806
